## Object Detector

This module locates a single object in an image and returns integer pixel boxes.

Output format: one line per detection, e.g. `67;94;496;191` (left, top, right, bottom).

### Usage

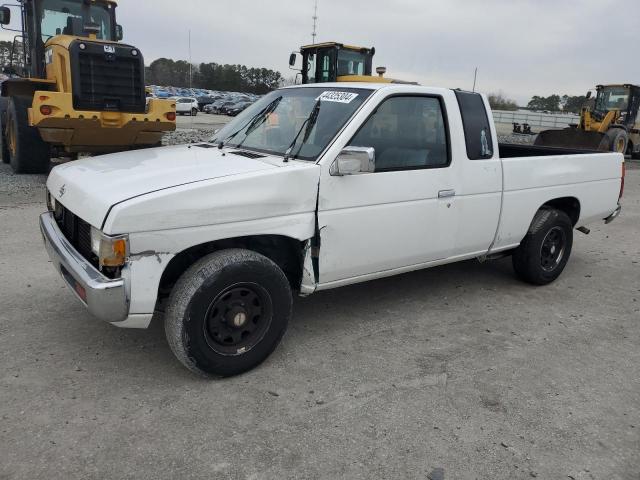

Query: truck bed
498;143;599;158
490;148;623;252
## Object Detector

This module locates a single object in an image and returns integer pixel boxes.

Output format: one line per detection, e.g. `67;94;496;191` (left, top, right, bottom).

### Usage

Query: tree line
526;94;587;113
145;58;284;94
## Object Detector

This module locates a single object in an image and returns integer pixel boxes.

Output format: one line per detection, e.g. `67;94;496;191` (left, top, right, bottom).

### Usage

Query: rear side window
454;91;494;160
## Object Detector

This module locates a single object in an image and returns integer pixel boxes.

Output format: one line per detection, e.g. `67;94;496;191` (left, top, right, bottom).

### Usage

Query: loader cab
593;84;640;127
291;42;375;84
1;0;120;78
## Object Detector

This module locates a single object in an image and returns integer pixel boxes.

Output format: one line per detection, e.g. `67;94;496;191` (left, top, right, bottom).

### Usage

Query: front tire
165;249;292;378
6;96;50;174
601;128;628;154
512;208;573;285
0;97;9;163
191;108;198;116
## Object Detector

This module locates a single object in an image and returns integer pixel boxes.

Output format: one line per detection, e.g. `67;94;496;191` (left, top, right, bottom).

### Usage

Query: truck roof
282;82;456;96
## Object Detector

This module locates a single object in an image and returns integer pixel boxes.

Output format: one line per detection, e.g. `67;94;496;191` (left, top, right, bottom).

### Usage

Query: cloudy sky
4;0;639;105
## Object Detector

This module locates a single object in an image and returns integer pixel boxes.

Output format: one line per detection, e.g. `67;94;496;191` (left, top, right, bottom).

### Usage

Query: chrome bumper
39;212;129;323
604;204;622;224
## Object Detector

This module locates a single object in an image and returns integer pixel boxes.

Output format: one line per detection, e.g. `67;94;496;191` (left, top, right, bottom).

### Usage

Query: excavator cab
290;42;375;84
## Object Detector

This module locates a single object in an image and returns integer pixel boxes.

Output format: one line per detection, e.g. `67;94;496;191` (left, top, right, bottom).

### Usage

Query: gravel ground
1;126;638;479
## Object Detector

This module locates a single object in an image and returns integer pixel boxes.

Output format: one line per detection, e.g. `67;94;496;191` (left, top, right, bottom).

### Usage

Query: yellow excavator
535;84;640;157
0;0;176;174
288;42;415;85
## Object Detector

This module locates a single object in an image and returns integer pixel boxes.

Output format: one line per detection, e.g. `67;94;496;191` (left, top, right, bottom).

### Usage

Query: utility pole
472;67;478;92
188;29;193;89
312;0;318;44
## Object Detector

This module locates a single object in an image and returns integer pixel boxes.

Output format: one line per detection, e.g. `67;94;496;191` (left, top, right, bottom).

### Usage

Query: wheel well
158;235;306;299
541;197;581;226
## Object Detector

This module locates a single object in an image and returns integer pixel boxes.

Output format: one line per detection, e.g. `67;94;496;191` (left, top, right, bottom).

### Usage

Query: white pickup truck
40;83;624;377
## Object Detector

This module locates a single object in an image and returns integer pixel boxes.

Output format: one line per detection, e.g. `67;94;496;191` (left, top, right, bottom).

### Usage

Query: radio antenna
312;0;318;44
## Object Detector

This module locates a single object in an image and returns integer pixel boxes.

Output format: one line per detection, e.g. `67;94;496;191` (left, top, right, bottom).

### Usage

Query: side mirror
330;146;375;176
585;91;592;99
115;24;123;41
289;52;297;67
0;7;11;25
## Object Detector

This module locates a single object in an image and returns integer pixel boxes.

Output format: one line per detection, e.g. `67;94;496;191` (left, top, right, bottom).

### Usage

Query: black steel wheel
203;283;273;356
513;208;573;285
539;226;567;272
165;249;292;378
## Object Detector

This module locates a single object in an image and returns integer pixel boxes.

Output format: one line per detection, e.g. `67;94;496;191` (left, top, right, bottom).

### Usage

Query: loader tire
601;129;628;154
6;97;50;174
0;97;9;163
512;207;573;285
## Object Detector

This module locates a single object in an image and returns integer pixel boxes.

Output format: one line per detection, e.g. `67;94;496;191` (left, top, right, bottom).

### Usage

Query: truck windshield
39;0;115;41
595;86;630;113
212;87;373;161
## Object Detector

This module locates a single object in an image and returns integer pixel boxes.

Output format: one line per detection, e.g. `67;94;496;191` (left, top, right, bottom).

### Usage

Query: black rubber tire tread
165;249;292;378
600;128;628;154
512;207;573;285
7;96;50;174
191;108;198;116
0;97;9;163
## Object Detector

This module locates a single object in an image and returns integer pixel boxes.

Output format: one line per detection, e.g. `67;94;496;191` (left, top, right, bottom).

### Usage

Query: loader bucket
534;128;608;151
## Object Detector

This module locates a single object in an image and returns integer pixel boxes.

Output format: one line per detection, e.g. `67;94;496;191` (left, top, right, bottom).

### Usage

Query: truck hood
47;144;279;228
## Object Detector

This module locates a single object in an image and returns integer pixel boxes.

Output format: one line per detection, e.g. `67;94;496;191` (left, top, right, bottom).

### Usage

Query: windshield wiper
283;98;322;162
215;96;282;149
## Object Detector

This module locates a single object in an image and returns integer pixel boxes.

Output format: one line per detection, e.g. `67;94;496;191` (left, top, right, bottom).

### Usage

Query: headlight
91;227;129;268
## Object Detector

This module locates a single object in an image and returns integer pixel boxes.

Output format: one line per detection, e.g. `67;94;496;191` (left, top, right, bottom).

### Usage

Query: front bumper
604;204;622;224
40;212;129;323
29;92;176;150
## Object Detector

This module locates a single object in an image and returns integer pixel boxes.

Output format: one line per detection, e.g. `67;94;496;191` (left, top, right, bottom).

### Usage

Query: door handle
438;189;456;199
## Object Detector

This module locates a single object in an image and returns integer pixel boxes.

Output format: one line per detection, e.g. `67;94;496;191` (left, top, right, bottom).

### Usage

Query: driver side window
348;96;449;172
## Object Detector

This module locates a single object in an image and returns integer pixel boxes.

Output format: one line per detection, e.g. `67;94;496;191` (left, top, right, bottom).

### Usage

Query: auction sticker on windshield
317;91;359;103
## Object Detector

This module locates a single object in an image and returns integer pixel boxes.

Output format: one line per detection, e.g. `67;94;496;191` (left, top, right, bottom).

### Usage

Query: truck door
317;94;462;285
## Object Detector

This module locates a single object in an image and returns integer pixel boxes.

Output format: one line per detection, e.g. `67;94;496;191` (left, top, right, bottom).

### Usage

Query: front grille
71;41;146;113
54;203;97;269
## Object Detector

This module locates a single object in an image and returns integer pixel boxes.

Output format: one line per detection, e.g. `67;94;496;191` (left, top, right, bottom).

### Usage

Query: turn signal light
40;105;52;116
166;112;176;121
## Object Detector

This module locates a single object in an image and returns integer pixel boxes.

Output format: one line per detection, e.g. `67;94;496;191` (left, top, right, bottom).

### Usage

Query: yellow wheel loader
288;42;415;85
0;0;176;174
535;84;640;157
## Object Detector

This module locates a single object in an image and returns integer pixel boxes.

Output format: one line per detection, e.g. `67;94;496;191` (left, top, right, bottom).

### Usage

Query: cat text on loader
288;42;415;84
0;0;176;174
535;84;640;158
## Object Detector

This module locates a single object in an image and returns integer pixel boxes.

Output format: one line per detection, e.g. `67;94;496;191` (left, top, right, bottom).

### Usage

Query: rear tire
512;208;573;285
165;249;292;378
0;97;9;163
6;96;50;174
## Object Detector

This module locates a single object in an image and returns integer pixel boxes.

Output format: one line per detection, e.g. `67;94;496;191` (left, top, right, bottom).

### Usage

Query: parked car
212;100;237;115
40;83;624;378
197;95;220;111
226;101;253;116
175;97;199;116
